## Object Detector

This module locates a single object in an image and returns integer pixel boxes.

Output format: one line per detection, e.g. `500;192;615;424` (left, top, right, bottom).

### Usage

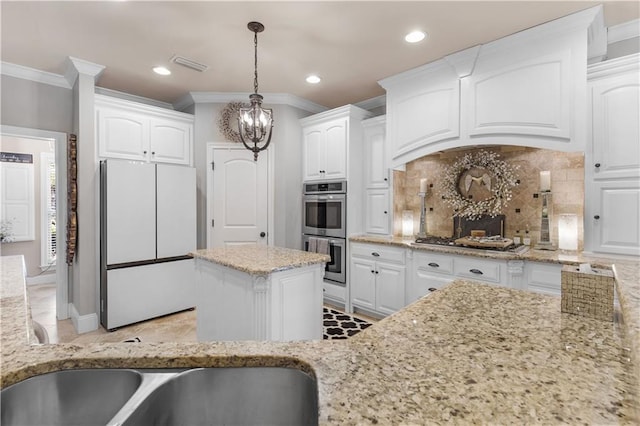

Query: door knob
260;232;266;238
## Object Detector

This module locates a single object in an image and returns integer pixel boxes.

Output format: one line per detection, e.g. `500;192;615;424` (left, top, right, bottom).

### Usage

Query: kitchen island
1;254;638;424
190;246;330;342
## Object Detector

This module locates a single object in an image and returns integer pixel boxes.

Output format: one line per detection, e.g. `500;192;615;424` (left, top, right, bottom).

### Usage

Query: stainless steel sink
122;367;318;426
0;369;143;426
1;367;318;426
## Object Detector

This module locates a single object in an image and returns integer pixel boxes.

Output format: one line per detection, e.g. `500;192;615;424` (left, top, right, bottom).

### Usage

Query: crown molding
1;61;71;89
180;91;328;114
587;52;640;80
608;19;640;44
64;56;105;87
354;95;386;111
95;87;175;110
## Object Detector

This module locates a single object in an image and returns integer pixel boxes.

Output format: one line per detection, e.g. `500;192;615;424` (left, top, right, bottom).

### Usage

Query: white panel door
591;181;640;256
106;160;156;264
375;262;406;316
149;118;192;165
323;120;347;179
211;148;268;247
0;161;35;241
156;164;196;258
591;74;640;180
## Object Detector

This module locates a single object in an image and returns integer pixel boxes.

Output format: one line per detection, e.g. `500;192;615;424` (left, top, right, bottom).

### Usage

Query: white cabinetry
408;251;454;304
585;54;640;256
525;261;563;296
350;243;405;316
379;7;604;167
96;95;194;166
300;105;372;182
362;116;390;235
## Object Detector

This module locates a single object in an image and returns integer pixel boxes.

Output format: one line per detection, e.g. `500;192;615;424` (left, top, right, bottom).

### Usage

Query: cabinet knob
595;163;601;168
260;232;266;238
371;270;375;274
371;252;380;257
594;215;600;220
383;211;388;214
384;178;388;181
469;268;483;275
151;151;156;155
428;262;439;268
375;271;379;274
143;150;148;154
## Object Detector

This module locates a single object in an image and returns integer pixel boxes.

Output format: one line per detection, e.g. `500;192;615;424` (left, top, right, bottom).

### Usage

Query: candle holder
415;192;428;239
534;191;556;250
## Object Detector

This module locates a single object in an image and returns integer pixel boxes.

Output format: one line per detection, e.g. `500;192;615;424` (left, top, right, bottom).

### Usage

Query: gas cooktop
413;236;528;254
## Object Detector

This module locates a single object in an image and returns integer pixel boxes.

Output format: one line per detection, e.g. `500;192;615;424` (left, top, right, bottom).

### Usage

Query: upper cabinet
300;105;373;182
96;95;194;166
379;6;606;168
584;53;640;256
362;116;391;235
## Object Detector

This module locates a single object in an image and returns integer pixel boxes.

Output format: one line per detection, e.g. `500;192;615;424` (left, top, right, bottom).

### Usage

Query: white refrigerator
100;159;196;330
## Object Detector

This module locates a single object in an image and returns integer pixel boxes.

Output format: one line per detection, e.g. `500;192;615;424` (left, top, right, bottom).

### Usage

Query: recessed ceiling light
153;66;171;76
306;75;321;84
405;30;426;43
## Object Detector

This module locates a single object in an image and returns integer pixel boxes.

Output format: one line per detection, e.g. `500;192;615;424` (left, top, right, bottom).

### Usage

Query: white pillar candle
540;171;551;192
558;214;578;251
402;210;414;237
419;178;428;193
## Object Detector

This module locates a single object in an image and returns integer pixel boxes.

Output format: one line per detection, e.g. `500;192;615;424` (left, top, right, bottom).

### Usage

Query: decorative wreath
438;150;519;220
218;102;247;143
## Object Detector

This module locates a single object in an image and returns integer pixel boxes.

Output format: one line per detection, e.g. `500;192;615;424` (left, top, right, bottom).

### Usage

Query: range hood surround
393;146;585;251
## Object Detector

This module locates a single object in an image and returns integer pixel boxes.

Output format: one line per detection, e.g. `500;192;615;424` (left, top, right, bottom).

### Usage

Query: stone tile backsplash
393;146;585;249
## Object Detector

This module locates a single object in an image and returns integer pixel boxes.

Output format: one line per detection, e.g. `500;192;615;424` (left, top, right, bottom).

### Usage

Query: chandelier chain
253;30;259;94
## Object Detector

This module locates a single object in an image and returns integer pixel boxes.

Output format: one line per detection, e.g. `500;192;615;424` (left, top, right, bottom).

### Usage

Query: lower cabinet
350;242;563;316
350;243;406;316
525;261;563;296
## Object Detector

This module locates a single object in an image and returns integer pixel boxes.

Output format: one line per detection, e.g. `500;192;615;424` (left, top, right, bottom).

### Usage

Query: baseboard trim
69;303;99;334
26;274;56;286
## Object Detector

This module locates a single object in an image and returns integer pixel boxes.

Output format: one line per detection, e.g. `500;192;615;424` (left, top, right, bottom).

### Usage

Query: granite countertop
190;246;331;276
1;254;638;424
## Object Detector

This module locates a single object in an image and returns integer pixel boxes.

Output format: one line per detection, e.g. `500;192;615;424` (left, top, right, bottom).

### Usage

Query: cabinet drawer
454;257;503;284
413;251;453;275
351;243;405;265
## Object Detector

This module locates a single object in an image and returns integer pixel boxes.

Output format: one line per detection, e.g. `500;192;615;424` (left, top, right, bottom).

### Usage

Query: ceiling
1;1;638;109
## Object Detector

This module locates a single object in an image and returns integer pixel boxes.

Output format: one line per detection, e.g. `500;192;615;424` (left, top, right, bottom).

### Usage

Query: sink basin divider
106;370;187;426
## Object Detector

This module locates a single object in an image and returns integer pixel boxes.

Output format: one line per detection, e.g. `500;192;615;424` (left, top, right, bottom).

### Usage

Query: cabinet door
97;106;148;161
350;258;376;311
588;180;640;256
149;118;192;165
365;189;390;235
302;126;324;181
364;121;388;188
375;262;406;316
591;73;640;180
323;120;348;179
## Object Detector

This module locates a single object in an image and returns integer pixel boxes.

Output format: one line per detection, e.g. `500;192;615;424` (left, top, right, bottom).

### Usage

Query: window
41;152;56;269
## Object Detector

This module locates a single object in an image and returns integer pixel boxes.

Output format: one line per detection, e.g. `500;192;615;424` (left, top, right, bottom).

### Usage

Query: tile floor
27;284;377;344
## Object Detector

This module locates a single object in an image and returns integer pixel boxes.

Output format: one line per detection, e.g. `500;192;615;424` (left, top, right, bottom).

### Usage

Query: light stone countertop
190;246;331;276
1;254;638;424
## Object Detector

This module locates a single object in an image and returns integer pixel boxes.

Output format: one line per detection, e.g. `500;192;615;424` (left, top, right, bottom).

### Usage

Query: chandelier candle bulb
419;178;428;194
540;170;551;192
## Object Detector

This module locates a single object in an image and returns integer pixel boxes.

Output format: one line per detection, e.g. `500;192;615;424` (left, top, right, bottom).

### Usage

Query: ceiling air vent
170;55;209;72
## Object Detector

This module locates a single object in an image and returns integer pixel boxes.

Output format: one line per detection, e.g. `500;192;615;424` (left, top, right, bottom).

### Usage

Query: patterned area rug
323;307;372;340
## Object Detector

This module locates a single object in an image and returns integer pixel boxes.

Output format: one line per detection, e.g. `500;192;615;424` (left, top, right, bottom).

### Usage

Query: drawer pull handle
469;268;483;275
428;262;439;268
428;288;437;292
371;252;380;257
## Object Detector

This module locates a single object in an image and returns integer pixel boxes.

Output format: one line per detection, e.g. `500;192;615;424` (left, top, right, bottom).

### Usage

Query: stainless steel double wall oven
302;180;347;284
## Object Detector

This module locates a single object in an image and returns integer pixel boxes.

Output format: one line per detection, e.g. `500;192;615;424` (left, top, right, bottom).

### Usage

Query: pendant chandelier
238;21;274;161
